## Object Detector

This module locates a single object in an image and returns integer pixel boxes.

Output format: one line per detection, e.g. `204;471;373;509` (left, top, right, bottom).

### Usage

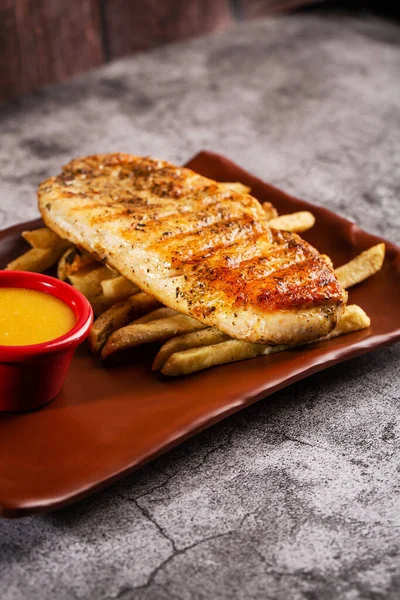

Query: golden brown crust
38;153;346;345
172;229;344;315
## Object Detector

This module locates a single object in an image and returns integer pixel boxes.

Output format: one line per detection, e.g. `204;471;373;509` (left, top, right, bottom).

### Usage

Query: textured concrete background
1;12;400;600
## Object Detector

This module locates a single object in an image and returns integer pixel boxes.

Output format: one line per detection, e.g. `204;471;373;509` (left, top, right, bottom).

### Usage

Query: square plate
1;150;400;518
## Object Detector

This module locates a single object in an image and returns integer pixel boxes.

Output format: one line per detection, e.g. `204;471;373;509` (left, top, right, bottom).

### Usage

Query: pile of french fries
5;182;385;376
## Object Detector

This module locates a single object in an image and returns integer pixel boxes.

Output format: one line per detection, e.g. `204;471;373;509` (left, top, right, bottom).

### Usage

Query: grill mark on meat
173;228;340;312
250;261;341;311
161;216;266;267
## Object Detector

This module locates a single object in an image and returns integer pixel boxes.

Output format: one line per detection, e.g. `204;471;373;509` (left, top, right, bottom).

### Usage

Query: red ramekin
0;271;93;412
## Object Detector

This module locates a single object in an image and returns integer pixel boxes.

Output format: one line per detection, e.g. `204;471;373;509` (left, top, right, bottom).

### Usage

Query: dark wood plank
0;0;104;102
240;0;326;17
104;0;232;58
0;0;20;101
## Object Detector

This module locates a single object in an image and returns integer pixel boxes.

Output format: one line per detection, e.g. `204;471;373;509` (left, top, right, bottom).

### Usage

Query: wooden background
1;0;395;102
0;0;327;102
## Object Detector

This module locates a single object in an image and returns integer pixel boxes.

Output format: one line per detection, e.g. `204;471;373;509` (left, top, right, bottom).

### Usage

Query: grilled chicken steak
38;154;347;344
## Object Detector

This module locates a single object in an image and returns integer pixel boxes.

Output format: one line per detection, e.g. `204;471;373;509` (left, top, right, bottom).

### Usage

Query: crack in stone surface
117;425;240;504
134;469;181;500
115;427;334;512
249;546;323;579
111;512;255;597
277;431;328;451
188;424;240;471
130;497;178;553
125;530;236;595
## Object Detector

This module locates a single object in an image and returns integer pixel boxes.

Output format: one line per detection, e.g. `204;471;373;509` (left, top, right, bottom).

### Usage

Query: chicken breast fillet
38;153;347;345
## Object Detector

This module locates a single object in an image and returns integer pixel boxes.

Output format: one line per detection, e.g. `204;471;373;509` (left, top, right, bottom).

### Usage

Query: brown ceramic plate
1;151;400;518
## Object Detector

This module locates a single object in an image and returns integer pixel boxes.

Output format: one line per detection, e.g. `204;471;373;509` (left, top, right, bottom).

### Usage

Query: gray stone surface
1;11;400;600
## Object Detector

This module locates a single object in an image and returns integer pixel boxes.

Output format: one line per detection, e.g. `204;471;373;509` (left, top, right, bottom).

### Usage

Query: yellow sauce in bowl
0;288;76;346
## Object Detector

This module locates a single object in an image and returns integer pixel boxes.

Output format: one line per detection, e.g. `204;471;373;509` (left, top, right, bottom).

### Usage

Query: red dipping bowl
0;271;93;412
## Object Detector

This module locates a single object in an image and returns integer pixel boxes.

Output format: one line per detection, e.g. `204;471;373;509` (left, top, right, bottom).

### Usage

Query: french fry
268;211;316;233
153;327;230;371
262;202;278;220
57;246;99;280
161;304;370;376
6;246;67;272
133;307;178;324
88;292;160;352
222;182;251;194
6;227;71;272
320;304;370;339
161;340;272;376
101;275;140;302
90;283;144;317
22;227;68;249
69;265;116;300
57;249;71;281
102;314;208;360
89;294;116;317
334;243;385;290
